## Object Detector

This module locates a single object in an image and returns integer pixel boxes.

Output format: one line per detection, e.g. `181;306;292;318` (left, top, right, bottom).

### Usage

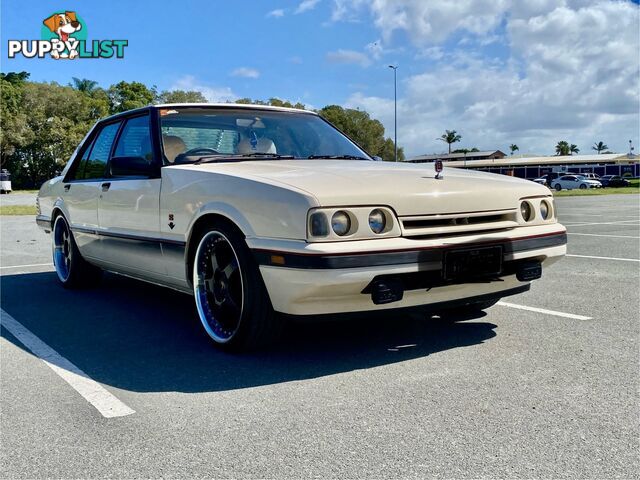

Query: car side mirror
110;156;156;177
372;156;383;162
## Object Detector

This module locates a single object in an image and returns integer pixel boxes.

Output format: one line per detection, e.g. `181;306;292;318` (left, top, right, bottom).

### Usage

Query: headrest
163;135;186;163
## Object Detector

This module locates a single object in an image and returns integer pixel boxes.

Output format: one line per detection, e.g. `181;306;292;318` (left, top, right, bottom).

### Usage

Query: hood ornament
434;159;444;179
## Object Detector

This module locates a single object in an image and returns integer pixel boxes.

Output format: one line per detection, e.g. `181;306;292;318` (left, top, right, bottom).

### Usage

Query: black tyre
52;215;102;288
554;184;562;191
192;221;283;351
579;184;587;189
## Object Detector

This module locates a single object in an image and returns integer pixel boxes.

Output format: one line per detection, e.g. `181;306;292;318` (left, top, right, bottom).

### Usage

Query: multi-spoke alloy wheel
193;231;244;343
53;215;72;282
191;223;283;350
51;214;102;288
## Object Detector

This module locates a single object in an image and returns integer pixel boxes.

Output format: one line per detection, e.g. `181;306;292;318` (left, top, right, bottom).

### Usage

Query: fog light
520;201;533;222
331;211;351;236
369;209;386;234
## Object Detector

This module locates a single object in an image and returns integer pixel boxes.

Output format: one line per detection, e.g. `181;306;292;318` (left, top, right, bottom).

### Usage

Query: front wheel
52;215;102;288
554;184;562;191
192;222;283;351
579;184;587;189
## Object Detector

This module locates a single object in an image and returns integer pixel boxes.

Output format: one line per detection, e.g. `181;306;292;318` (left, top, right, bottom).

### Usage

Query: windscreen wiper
307;155;369;160
193;153;295;164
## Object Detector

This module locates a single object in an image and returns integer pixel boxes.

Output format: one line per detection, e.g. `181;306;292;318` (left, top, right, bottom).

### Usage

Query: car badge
435;159;444;179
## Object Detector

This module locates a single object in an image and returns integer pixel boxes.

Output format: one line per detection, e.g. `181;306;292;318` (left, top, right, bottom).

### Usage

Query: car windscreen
159;107;370;163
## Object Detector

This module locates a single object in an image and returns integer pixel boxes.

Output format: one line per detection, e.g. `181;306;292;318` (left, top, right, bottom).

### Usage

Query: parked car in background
579;173;600;181
0;169;11;194
599;175;630;188
551;175;602;191
36;104;567;351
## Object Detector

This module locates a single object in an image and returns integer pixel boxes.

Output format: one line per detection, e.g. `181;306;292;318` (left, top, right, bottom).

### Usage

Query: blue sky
2;0;639;157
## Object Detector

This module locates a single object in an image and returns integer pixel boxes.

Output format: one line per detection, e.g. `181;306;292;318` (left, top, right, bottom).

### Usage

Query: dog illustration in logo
42;12;82;59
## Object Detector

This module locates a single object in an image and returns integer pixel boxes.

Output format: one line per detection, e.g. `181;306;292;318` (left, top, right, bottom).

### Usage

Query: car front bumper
249;224;567;316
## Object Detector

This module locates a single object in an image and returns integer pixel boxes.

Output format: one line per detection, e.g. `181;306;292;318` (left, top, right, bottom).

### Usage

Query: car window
77;122;120;180
114;115;154;163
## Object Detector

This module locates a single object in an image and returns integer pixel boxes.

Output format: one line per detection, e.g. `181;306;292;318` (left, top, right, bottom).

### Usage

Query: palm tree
570;144;580;155
592;141;608;154
509;144;519;155
71;77;98;94
437;130;462;154
555;141;570;156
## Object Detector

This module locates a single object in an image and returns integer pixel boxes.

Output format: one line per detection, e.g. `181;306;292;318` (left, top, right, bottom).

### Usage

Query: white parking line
0;309;135;419
566;254;640;262
497;302;592;320
567;233;640;239
0;263;53;270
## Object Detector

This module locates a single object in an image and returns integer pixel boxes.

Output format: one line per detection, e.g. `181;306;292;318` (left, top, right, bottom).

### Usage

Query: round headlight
369;209;386;234
331;211;351;236
520;201;533;222
540;200;550;220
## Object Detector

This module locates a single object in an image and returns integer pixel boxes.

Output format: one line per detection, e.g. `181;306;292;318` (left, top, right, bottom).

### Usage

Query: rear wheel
554;184;562;191
52;215;102;288
579;184;587;189
192;222;283;351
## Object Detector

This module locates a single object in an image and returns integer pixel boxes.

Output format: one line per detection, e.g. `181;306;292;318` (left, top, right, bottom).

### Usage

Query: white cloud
230;67;260;79
336;1;639;157
326;49;372;67
295;0;321;14
266;9;285;18
170;75;237;103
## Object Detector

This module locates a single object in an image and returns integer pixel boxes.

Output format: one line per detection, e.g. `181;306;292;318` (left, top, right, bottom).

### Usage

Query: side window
114;115;154;164
80;122;121;180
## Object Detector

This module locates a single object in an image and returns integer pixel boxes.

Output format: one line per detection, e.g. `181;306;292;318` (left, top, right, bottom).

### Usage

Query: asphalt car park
1;194;638;478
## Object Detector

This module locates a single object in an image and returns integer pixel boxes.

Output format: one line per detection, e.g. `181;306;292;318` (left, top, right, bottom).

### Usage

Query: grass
0;205;38;215
553;179;639;196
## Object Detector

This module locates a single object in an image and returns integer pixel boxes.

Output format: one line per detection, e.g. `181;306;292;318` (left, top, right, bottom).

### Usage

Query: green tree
555;141;570;156
437;130;462;154
158;89;207;103
235;97;306;110
0;71;30;84
570;144;580;155
592;141;608;154
70;77;99;94
509;144;519;155
107;81;157;114
318;105;404;161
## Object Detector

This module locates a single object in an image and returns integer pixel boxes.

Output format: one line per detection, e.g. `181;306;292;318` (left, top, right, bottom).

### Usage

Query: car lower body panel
251;224;566;316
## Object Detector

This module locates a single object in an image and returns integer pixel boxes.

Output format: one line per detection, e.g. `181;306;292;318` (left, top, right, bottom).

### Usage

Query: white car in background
36;104;567;351
551;175;602;191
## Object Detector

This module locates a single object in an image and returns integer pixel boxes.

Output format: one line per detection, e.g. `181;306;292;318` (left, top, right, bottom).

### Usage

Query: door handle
101;182;111;192
63;184;71;191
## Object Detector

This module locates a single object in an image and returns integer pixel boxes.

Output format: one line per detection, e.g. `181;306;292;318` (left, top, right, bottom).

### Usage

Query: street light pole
388;65;398;162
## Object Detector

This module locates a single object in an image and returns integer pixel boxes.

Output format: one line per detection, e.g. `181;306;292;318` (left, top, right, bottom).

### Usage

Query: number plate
444;246;503;281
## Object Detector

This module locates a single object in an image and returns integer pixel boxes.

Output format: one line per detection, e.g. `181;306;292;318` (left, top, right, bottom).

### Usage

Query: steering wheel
182;147;219;156
173;147;220;164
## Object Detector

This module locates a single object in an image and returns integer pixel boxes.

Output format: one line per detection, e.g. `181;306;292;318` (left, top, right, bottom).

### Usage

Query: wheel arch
184;213;247;288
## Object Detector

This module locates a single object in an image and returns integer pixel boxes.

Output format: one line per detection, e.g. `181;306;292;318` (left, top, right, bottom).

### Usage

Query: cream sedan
36;104;566;350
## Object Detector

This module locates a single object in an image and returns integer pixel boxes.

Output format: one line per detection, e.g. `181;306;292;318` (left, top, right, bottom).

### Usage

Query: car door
97;113;165;277
63;121;121;260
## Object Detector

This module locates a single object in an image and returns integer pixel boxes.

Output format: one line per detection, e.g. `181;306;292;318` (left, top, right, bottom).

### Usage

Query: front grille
400;209;518;237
